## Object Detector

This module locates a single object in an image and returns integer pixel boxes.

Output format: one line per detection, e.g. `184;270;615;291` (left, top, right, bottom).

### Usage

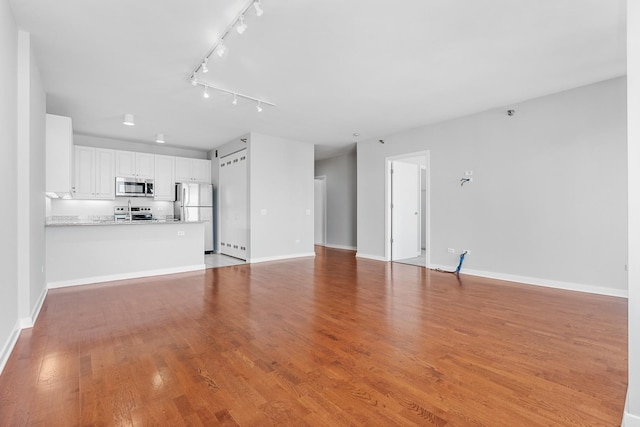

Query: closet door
219;149;248;259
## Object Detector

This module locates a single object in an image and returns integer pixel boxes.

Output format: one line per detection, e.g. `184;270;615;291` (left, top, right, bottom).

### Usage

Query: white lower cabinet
73;146;115;199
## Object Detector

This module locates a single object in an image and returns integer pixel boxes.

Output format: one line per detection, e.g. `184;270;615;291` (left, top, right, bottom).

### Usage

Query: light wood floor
0;247;627;426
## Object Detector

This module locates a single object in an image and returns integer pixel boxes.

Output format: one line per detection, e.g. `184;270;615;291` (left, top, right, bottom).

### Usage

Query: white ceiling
10;0;626;159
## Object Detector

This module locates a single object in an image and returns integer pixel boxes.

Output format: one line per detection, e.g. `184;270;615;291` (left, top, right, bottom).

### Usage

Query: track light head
215;42;227;57
123;114;135;126
256;101;263;112
253;0;263;17
236;16;247;34
190;75;198;86
232;94;238;105
201;58;209;73
155;133;165;144
203;87;210;99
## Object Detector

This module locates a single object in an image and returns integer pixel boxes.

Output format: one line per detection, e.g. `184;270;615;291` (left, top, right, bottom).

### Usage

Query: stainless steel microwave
115;177;154;197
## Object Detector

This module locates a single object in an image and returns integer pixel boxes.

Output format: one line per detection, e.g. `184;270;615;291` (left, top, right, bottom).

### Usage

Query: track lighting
123;114;135;126
236;16;247;34
215;42;227;57
253;0;263;17
155;133;165;144
190;80;275;109
188;1;273;110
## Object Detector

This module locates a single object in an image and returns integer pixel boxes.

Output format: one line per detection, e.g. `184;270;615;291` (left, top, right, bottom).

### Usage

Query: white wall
213;133;314;262
358;78;627;296
0;0;20;372
16;30;46;325
625;1;640;425
314;149;357;250
248;133;315;262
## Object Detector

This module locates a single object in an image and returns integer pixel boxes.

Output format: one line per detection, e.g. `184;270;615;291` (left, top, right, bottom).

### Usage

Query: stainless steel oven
115;177;154;197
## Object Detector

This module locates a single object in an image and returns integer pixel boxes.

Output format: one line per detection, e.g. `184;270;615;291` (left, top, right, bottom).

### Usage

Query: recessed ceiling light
123;114;135;126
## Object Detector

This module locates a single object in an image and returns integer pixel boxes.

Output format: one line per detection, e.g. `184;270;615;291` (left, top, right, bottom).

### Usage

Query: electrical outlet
463;249;471;255
448;248;455;253
465;170;473;176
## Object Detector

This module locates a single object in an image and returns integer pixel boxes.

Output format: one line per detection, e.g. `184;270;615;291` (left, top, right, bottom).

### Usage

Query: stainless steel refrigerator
174;182;214;253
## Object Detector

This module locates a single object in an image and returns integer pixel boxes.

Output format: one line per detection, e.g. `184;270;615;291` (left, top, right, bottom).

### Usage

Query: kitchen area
45;114;221;288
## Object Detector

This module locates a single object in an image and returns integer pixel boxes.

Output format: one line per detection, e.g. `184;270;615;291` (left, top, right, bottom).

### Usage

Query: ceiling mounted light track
191;79;275;110
191;0;265;76
188;0;274;110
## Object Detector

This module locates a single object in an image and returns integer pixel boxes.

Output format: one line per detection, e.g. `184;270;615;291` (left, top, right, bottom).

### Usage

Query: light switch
305;209;311;216
261;209;267;215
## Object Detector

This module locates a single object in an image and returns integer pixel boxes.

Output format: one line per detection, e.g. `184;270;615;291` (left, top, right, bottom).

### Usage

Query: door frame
314;175;327;246
385;150;430;267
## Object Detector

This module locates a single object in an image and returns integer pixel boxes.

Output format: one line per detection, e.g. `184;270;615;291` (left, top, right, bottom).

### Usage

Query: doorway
386;152;429;267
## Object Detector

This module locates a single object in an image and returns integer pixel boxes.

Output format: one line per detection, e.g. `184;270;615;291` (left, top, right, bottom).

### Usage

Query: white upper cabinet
154;155;176;201
175;157;211;183
73;146;115;200
45;114;73;197
115;150;154;179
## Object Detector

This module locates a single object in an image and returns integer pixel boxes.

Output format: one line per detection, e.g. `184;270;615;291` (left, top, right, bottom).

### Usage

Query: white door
391;161;421;260
314;178;326;245
219;150;248;260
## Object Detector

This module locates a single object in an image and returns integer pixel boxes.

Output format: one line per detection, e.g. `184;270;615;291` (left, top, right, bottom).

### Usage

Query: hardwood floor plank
0;247;627;426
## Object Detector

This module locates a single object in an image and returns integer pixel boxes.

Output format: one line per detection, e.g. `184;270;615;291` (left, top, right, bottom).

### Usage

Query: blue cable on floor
454;251;467;274
433;250;468;275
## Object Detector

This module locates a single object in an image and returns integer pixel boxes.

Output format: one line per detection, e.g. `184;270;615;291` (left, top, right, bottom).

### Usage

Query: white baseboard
19;286;48;329
0;319;22;376
429;264;628;298
323;244;357;251
249;252;316;264
47;264;206;289
623;411;640;427
355;253;388;262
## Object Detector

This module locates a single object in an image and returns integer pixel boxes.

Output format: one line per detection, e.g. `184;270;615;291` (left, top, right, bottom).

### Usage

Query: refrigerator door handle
182;187;187;221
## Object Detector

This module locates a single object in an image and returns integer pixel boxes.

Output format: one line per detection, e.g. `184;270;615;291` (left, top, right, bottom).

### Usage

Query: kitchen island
45;220;206;288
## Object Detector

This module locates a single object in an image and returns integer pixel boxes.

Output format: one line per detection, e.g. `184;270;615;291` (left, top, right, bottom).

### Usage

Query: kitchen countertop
45;217;200;226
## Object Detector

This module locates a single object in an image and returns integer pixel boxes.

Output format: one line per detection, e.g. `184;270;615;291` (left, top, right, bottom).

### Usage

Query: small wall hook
460;178;471;186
